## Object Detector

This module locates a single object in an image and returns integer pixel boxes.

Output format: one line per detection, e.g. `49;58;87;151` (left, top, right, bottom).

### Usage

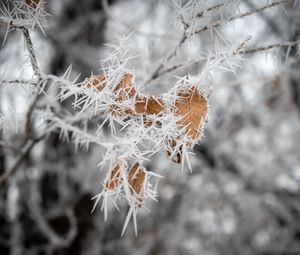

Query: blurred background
1;0;300;254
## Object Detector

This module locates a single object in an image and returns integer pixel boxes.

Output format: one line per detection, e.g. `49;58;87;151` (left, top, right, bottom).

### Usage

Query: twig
237;40;299;54
19;27;44;145
0;79;37;86
22;87;43;144
0;27;45;183
180;2;226;29
0;17;27;29
21;27;41;78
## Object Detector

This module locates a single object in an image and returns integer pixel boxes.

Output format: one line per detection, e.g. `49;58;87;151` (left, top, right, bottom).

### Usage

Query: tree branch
21;27;41;78
237;40;299;54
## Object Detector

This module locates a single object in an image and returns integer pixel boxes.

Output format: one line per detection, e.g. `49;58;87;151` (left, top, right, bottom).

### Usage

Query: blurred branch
149;39;299;81
22;87;44;144
179;2;226;29
0;17;26;29
243;0;282;35
237;40;300;54
29;180;78;248
0;79;36;86
0;141;23;154
145;0;292;85
0;26;45;185
193;0;291;35
0;136;43;185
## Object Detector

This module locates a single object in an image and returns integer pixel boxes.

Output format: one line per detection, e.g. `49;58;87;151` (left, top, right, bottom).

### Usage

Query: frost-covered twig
0;12;46;183
0;79;37;86
237;40;300;55
22;27;41;77
0;0;47;33
22;88;43;144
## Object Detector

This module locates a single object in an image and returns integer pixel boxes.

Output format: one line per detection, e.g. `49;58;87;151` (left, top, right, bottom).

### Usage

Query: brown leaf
127;162;146;200
113;73;137;100
173;86;208;141
135;96;166;115
165;86;208;163
134;96;166;127
105;162;122;190
109;73;137;117
84;75;107;92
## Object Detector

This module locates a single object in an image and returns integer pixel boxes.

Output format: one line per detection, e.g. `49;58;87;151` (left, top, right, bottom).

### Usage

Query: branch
0;79;36;86
22;87;44;144
0;17;27;29
21;27;41;78
0;27;44;184
180;2;227;29
237;40;300;55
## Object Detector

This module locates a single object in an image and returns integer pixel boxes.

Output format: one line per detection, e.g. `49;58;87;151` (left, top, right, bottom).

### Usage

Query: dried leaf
134;96;166;127
174;86;208;141
109;73;137;117
113;73;137;100
127;162;146;200
84;75;107;92
105;162;122;190
166;86;208;163
135;96;166;115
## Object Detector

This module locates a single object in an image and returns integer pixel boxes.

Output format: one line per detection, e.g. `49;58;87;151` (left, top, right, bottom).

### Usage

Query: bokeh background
1;0;300;254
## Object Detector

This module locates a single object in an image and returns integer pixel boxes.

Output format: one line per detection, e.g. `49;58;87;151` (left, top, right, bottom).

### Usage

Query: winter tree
0;0;300;254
